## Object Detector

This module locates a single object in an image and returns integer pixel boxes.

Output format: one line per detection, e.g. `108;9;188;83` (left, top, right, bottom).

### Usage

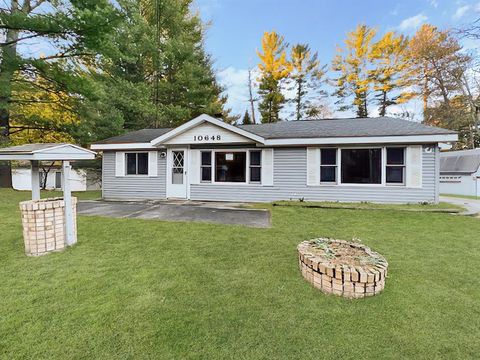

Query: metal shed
440;149;480;197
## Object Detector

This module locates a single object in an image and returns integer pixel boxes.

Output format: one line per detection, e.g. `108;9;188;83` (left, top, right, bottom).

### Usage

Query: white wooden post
31;160;40;200
62;161;75;245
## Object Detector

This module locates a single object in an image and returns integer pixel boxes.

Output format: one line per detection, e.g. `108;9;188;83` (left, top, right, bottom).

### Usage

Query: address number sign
193;135;222;142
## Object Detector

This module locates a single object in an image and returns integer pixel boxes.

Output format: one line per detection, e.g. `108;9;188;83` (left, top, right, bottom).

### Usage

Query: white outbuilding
440;149;480;197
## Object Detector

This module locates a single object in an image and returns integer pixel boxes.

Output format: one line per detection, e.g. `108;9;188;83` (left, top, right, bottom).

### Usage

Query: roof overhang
150;114;265;146
261;133;458;146
0;143;97;161
90;142;156;150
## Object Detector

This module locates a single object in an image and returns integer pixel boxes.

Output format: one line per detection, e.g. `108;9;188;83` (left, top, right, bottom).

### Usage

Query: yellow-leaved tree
332;24;376;118
289;44;327;120
369;31;414;117
257;31;292;123
9;76;79;145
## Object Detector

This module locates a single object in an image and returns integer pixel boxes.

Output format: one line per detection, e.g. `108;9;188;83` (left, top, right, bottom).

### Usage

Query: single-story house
90;114;457;204
440;149;480;197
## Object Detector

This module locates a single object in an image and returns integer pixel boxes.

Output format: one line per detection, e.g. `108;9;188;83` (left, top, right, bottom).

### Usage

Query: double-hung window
126;152;148;175
249;150;261;183
386;147;406;184
201;151;212;182
320;148;337;183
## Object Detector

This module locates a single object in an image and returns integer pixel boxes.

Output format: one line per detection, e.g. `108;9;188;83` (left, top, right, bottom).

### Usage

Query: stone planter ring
297;238;388;299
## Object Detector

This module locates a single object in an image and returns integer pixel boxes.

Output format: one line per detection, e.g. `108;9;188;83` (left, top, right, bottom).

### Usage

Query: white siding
190;146;438;204
102;151;166;200
439;174;478;196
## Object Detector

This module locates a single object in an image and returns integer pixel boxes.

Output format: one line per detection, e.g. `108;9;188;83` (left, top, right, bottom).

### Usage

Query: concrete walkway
77;200;271;228
440;196;480;216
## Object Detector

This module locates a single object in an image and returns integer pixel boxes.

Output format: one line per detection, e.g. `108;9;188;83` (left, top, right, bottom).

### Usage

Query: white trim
195;148;268;185
31;143;97;155
90;143;154;150
0;153;95;161
150;114;265;145
306;145;420;188
91;133;457;151
263;134;457;146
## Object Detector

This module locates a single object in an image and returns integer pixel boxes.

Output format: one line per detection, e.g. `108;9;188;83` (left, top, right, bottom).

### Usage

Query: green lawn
441;193;480;200
1;189;479;359
272;200;464;212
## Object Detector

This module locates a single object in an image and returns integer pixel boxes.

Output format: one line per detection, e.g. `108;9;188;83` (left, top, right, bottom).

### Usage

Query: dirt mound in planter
297;238;388;299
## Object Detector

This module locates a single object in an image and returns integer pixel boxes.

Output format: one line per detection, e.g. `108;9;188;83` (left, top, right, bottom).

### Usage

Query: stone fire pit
297;238;388;298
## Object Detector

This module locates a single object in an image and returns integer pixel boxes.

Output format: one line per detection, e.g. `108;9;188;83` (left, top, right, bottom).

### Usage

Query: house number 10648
193;135;221;141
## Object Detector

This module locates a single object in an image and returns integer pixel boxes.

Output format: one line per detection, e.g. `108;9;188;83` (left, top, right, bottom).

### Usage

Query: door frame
166;147;188;199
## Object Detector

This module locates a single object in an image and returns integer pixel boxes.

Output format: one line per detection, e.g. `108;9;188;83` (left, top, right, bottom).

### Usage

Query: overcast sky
193;0;480;120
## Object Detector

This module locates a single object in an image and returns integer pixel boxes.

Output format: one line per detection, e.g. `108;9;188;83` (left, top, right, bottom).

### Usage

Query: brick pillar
19;197;77;256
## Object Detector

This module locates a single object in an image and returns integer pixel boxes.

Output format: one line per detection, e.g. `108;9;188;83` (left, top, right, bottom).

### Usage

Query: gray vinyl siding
190;146;438;204
102;151;166;200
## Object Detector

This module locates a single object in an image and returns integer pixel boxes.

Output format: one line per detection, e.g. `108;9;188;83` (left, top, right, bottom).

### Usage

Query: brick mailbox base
297;239;388;299
19;197;77;256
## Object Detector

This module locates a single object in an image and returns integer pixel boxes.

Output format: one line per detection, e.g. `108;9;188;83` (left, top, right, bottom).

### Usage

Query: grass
271;200;464;213
442;193;480;200
1;188;479;359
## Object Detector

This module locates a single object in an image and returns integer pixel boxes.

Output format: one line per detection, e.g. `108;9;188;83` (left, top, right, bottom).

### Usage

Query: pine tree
289;44;327;120
93;0;236;132
369;32;414;116
257;31;292;123
242;110;253;125
0;0;122;145
332;24;376;118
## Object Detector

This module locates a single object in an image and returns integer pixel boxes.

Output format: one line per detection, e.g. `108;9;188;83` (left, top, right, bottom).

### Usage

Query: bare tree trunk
380;90;387;117
0;2;19;142
247;68;256;124
0;1;20;188
40;161;55;189
296;78;302;121
422;63;429;121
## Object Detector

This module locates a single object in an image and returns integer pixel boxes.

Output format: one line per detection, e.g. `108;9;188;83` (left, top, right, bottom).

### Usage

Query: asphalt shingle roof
237;117;456;139
94;117;455;144
0;143;67;154
94;128;172;144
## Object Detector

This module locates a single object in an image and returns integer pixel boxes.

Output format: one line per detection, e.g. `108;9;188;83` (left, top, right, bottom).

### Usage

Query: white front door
167;148;188;198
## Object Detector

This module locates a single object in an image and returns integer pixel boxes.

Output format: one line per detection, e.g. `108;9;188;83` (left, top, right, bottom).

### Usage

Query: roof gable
150;114;265;146
0;143;96;161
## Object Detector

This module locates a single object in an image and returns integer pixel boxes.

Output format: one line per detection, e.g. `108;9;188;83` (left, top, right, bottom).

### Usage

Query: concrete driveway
77;200;271;228
440;196;480;216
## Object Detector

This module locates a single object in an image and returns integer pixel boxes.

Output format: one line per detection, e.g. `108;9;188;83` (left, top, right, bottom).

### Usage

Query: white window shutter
306;148;320;186
148;151;158;177
406;145;423;188
189;149;200;184
261;148;274;186
115;152;125;177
